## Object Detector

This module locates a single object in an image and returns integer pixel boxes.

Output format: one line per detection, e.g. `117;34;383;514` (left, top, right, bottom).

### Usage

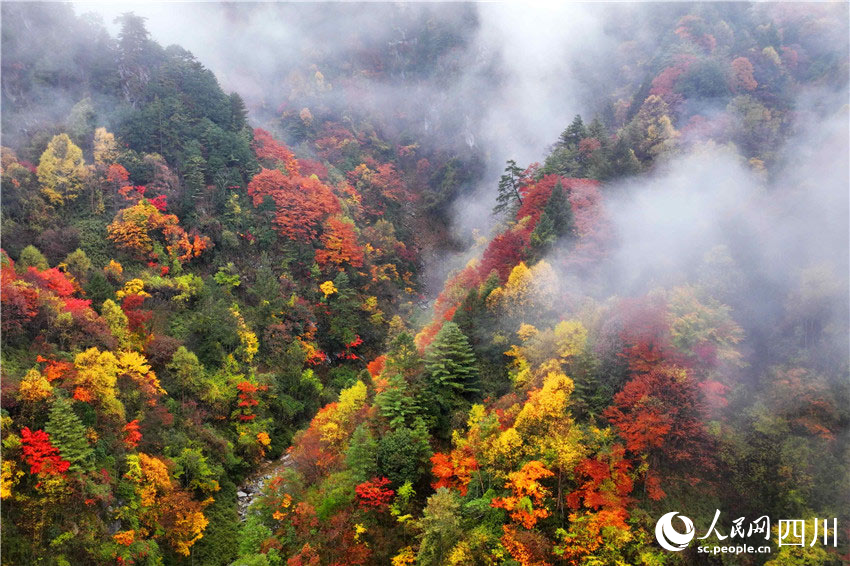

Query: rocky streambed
236;452;291;521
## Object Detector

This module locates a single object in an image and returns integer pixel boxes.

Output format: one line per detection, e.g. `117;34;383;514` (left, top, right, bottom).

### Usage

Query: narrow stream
236;453;291;521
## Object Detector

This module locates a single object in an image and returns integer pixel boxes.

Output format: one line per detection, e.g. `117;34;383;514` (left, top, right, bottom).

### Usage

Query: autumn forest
1;3;848;566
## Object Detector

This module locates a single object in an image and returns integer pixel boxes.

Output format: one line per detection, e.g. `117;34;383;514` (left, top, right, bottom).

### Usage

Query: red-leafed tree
2;278;40;338
649;55;696;107
247;168;340;241
298;159;329;181
106;163;130;186
124;419;142;449
566;444;633;528
602;364;714;498
355;477;394;509
478;227;529;283
615;296;676;374
23;267;76;297
561;178;609;271
148;194;168;212
20;427;70;475
316;216;364;269
252;128;299;175
236;381;259;421
516;174;560;228
730;57;757;93
122;294;152;332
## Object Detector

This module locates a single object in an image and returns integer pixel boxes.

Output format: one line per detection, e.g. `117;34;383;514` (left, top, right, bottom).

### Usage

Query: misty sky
70;1;849;308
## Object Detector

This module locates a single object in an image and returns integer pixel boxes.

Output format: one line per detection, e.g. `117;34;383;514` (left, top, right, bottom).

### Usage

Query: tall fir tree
375;372;422;429
559;114;587;148
544;179;575;239
423;322;479;408
115;12;154;108
346;424;378;482
45;396;95;473
530;179;576;259
229;92;249;133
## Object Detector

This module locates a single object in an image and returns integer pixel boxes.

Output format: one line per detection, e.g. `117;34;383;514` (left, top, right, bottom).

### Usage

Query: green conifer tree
84;271;115;308
229;92;249;132
346;424;378;482
493;159;524;216
559;114;587;148
375;372;422;429
530;180;575;259
423;322;479;404
45;396;94;473
546;179;575;239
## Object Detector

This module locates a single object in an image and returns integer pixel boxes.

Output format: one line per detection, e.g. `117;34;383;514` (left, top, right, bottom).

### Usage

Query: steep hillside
1;4;848;566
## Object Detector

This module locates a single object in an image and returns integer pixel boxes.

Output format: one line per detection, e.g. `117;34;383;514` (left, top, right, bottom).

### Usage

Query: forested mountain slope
1;3;848;566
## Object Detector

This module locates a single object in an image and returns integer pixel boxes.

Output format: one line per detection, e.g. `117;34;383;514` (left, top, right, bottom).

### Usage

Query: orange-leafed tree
492;460;555;529
565;444;633;527
107;200;210;264
501;525;554;566
730;57;757;92
430;447;479;496
316;216;364;269
252;128;299;175
246;168;340;241
346;162;407;218
123;453;209;556
602;364;714;499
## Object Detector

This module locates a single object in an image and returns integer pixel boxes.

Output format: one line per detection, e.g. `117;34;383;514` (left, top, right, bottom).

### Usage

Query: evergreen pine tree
423;322;479;405
586;116;607;142
493;159;524;216
451;288;479;342
603;137;641;180
529;209;557;258
385;333;422;378
479;271;501;302
559;115;587;148
229;92;249;132
115;12;154;108
375;372;422;429
529;179;576;260
346;424;378;482
45;396;94;473
183;152;207;207
545;179;576;239
84;271;115;309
